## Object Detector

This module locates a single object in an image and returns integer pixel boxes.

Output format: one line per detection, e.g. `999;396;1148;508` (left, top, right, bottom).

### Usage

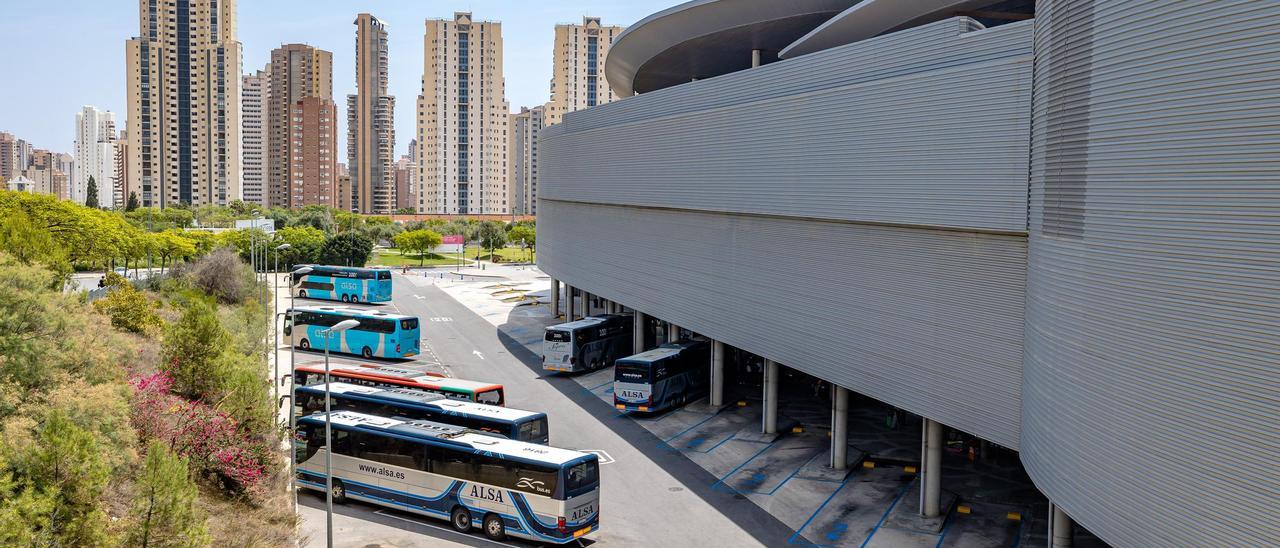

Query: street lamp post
323;319;361;548
272;244;291;403
286;266;312;516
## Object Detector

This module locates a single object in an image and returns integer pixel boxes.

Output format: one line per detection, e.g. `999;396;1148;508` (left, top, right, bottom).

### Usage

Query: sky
0;0;672;158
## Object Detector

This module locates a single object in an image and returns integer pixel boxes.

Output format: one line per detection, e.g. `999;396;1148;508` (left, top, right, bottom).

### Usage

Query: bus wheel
361;346;373;359
340;294;349;303
330;479;347;504
450;506;473;533
299;338;310;350
483;514;506;541
298;289;307;298
351;294;360;303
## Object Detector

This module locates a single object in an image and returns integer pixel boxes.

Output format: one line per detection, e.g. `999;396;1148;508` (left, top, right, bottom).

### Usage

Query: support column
633;311;646;354
762;360;778;434
921;418;943;517
710;340;725;406
1050;504;1074;548
566;285;577;321
581;291;591;317
550;279;561;318
831;385;849;469
751;48;762;68
666;322;679;343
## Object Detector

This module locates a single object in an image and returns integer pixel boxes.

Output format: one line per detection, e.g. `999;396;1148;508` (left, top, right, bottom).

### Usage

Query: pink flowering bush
130;371;269;495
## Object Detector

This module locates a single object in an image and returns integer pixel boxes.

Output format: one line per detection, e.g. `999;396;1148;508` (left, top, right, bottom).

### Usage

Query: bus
292;265;393;303
295;412;600;543
542;314;633;373
295;382;549;444
285;306;420;359
294;363;505;406
614;340;711;413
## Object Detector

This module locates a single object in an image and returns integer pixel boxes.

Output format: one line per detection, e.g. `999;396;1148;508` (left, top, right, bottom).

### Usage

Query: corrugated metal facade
543;18;1034;233
540;201;1027;448
1023;1;1280;546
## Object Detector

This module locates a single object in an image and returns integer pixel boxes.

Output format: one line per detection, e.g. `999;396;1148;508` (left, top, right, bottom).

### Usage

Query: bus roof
548;314;628;332
297;264;391;273
288;306;416;321
302;411;588;465
618;341;703;364
299;364;504;392
301;382;543;421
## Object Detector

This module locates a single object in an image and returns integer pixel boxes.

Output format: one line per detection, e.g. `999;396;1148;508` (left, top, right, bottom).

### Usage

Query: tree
156;231;196;272
126;191;140;212
0;208;66;267
333;211;363;234
508;225;536;263
126;442;209;548
476;221;507;260
393;229;443;266
85;176;99;209
319;232;374;267
2;411;112;546
276;226;326;267
93;279;162;334
162;297;232;399
289;208;335;234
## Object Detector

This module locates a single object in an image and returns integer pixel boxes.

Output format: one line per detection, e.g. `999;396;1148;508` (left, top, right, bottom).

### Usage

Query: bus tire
299;338;310;350
330;479;347;504
351;294;360;303
341;294;349;303
361;346;373;359
450;506;473;533
298;289;307;298
483;514;506;541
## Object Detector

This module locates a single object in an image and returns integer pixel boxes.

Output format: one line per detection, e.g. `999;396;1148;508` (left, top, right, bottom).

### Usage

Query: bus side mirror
278;394;292;409
280;373;292;387
283;326;292;336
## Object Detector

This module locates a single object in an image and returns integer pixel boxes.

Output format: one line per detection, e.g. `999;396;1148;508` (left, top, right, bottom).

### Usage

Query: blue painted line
583;380;613;392
934;510;956;548
661;411;722;444
711;439;777;491
826;523;849;542
787;470;857;545
859;482;913;548
760;451;823;496
690;433;738;454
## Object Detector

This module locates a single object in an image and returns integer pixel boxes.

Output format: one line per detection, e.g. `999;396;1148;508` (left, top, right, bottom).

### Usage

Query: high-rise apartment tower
270;44;333;208
546;17;624;126
241;68;269;206
126;0;242;207
73;106;116;206
510;106;544;215
417;12;510;214
348;14;396;214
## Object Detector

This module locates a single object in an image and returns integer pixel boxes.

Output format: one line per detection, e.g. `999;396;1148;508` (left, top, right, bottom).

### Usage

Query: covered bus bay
548;279;1103;547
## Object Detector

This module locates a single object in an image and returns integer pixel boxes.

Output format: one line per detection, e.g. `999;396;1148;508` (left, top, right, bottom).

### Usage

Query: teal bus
295;412;600;543
285;306;420;359
292;265;393;303
294;382;549;443
614;340;711;413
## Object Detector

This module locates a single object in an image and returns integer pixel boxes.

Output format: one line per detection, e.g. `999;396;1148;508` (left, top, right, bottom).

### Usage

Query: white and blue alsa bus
614;340;711;413
285;306;420;359
292;264;393;303
542;314;633;373
296;412;600;543
295;382;549;444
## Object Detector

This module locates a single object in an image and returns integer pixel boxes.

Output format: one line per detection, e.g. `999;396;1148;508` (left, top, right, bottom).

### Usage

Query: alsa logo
516;477;551;494
468;484;505;503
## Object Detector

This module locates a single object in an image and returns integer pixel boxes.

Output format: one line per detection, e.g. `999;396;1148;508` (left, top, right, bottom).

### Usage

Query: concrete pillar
831;385;849;470
751;49;762;68
922;418;943;517
633;312;646;354
566;286;577;321
762;360;779;434
550;279;561;318
666;322;679;343
1050;504;1074;548
710;340;725;407
581;291;591;317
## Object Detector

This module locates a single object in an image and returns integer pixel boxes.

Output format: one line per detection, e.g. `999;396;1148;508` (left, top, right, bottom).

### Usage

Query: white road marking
578;450;615;465
430;317;454;322
371;509;520;547
472;350;485;360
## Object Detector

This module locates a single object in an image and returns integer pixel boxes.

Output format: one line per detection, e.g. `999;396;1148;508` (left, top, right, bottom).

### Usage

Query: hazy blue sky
0;0;671;157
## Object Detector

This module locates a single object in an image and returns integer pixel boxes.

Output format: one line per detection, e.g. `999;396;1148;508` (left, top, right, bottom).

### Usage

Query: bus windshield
545;330;570;342
616;362;651;383
476;388;503;406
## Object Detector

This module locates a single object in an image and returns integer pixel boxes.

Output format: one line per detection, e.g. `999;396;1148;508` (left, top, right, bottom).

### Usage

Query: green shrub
93;282;162;334
162;298;232;400
126;442;209;548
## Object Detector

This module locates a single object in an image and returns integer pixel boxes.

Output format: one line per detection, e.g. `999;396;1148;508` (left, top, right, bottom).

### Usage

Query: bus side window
331;430;352;456
476;390;501;405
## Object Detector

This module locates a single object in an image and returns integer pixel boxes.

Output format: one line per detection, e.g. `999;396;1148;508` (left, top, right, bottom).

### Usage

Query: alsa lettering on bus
570;502;595;522
358;463;406;480
469;484;506;503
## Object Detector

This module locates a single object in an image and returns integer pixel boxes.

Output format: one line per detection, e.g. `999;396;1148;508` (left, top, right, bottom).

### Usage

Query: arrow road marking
473;350;485;360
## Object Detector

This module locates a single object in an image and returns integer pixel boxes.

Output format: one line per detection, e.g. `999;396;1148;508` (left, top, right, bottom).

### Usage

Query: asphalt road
301;274;794;546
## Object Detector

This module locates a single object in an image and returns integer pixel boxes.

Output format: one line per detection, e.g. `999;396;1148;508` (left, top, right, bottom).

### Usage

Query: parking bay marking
577;449;615;465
